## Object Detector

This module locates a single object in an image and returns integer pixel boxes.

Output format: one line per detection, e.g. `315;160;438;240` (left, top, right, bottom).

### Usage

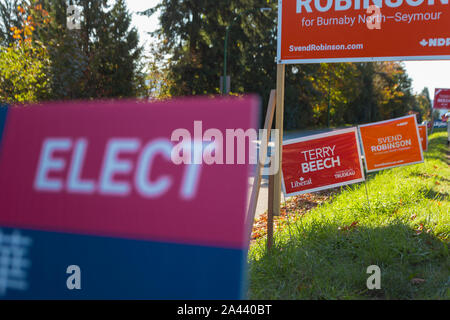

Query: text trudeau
300;145;341;173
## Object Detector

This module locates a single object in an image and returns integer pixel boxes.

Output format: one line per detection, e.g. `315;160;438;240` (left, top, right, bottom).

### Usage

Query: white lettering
99;139;140;196
34;138;72;192
135;139;173;198
67;139;95;194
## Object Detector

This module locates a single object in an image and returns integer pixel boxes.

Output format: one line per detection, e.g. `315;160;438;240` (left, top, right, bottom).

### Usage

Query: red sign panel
418;124;428;152
277;0;450;64
0;97;259;249
282;128;365;197
0;97;259;299
359;115;424;172
433;88;450;109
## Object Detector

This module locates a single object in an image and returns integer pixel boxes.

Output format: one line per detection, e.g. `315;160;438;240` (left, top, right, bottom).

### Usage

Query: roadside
248;129;450;300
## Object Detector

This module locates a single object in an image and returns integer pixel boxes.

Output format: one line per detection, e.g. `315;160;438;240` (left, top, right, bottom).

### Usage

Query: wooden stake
246;90;276;243
272;64;285;216
267;173;275;251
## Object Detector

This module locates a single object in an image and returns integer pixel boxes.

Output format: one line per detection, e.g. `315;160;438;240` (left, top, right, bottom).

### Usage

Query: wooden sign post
271;64;285;217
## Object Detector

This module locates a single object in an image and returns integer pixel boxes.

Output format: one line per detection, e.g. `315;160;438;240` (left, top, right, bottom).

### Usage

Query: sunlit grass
248;129;449;300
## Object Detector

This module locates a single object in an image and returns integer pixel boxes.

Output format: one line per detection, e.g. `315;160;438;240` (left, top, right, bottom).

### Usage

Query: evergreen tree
35;0;143;100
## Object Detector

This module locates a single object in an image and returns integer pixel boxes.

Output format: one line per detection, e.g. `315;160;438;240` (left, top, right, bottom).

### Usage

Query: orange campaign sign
358;115;424;172
277;0;450;63
433;88;450;109
282;128;365;197
418;124;428;152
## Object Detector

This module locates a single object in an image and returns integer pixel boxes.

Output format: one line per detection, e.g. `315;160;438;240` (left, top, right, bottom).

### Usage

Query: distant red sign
434;88;450;109
282;128;365;197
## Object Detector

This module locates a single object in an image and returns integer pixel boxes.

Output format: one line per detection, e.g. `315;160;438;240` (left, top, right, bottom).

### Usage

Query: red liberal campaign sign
282;128;365;197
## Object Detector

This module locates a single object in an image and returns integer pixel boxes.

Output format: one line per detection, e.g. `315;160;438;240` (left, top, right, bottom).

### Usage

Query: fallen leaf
411;278;425;285
415;224;424;235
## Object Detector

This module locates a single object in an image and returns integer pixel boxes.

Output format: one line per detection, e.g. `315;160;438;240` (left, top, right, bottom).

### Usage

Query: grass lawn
248;129;449;300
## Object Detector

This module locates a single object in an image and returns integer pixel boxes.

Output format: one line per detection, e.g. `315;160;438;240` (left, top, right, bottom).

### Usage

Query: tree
145;39;173;99
0;1;52;104
0;0;21;46
89;0;144;98
142;0;281;122
32;0;144;100
140;1;425;131
414;87;432;122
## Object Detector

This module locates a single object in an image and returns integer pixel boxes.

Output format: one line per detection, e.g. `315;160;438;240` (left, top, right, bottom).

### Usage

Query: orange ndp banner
359;115;424;172
418;124;428;151
277;0;450;63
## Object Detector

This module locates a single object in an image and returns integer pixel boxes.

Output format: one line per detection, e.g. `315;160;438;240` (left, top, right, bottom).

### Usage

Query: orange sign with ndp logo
277;0;450;63
359;115;424;172
418;124;428;152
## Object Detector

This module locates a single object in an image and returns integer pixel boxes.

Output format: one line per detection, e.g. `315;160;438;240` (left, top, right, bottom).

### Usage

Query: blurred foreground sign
359;115;423;172
282;128;365;197
0;97;258;299
277;0;450;64
433;88;450;109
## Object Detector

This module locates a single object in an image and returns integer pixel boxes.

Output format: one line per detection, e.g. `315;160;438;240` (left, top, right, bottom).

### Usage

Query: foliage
37;0;145;99
0;0;145;103
0;0;21;46
0;0;52;104
144;0;429;129
414;87;433;123
145;39;174;99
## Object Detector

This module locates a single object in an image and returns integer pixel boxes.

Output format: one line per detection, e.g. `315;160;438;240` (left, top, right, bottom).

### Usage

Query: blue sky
126;0;450;103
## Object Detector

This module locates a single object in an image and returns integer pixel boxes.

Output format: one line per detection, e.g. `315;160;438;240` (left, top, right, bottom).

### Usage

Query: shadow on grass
409;172;450;184
248;221;449;300
418;187;449;201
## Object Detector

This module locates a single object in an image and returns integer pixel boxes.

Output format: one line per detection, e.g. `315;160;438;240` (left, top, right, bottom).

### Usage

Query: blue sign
434;120;447;128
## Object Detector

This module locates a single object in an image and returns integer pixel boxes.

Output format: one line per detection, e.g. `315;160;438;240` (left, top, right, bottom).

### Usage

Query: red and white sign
282;128;365;197
433;88;450;109
359;115;424;172
418;124;428;152
0;97;259;249
277;0;450;64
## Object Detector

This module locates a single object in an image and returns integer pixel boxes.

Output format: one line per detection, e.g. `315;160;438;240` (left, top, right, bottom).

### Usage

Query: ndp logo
420;38;450;47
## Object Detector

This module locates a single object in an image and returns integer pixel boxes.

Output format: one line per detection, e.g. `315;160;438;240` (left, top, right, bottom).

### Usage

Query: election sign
277;0;450;64
0;97;258;299
418;124;428;152
359;115;423;172
433;88;450;109
281;128;365;197
434;119;448;128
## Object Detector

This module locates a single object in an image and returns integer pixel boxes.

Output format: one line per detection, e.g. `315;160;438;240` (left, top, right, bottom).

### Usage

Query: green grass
248;129;450;300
